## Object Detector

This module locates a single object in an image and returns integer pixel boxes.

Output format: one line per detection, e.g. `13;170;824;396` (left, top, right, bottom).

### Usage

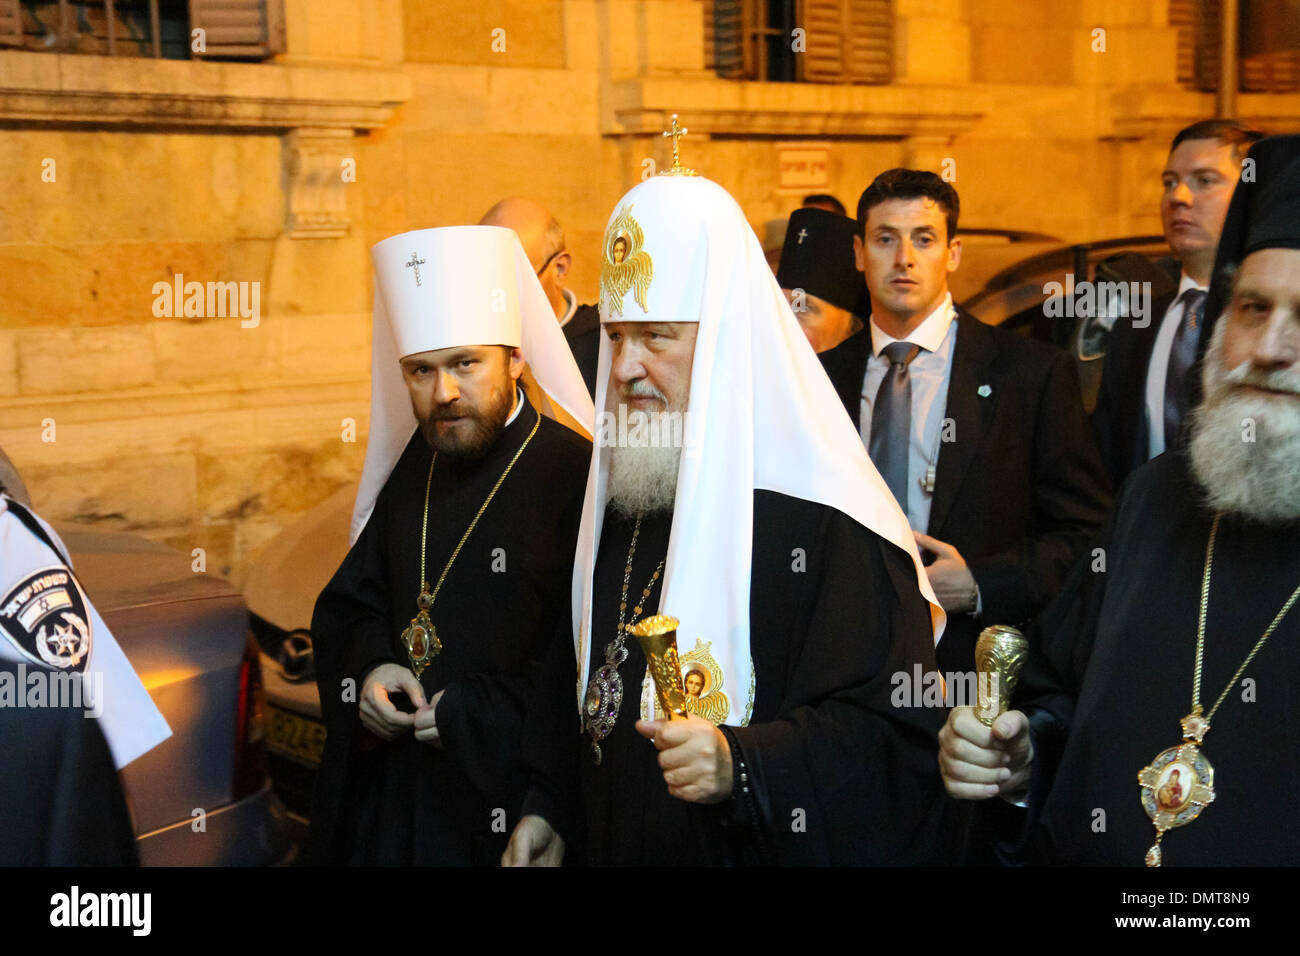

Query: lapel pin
978;384;992;398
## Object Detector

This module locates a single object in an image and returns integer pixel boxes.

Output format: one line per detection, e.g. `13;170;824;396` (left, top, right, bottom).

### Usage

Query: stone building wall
1;0;1296;586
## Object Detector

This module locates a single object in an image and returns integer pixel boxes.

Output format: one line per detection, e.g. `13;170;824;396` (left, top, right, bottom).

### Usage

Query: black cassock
0;662;137;865
309;398;591;865
1012;452;1300;865
523;490;961;865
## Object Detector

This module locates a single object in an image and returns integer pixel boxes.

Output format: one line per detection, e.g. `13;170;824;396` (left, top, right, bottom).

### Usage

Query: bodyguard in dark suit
821;170;1111;675
1092;120;1263;489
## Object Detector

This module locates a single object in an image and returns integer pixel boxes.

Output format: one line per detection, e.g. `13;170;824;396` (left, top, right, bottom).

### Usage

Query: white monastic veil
573;175;945;721
351;226;595;545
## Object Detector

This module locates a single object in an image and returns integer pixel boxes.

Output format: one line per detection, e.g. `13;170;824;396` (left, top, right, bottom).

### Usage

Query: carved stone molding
606;77;989;140
284;128;354;239
0;51;409;131
1101;87;1300;142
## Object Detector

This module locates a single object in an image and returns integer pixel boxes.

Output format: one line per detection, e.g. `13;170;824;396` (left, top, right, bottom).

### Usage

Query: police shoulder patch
0;565;93;672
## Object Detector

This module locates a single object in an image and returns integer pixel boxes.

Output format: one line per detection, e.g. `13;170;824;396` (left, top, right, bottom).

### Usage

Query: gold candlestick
974;625;1029;726
629;614;689;720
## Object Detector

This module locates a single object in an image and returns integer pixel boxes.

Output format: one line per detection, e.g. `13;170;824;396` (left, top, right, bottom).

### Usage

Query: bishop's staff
973;625;1029;726
629;615;690;720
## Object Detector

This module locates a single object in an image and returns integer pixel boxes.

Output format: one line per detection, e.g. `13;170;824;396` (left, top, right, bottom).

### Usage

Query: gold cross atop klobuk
661;114;698;177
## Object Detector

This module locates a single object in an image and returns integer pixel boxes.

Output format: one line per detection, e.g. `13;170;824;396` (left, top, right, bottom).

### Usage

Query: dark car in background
245;484;355;840
960;234;1175;411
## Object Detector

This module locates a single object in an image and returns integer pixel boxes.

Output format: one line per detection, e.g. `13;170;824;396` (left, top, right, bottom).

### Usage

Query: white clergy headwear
573;174;945;721
372;226;524;356
351;226;595;544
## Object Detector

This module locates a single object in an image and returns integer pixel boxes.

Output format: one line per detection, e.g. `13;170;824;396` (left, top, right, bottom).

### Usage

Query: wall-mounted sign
776;142;832;194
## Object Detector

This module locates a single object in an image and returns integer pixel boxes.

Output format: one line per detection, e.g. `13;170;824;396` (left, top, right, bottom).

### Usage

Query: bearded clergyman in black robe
309;225;593;865
938;135;1300;866
504;163;961;866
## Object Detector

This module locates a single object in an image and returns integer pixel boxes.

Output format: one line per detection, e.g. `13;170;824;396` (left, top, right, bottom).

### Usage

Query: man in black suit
819;169;1111;675
480;197;601;397
1092;120;1263;489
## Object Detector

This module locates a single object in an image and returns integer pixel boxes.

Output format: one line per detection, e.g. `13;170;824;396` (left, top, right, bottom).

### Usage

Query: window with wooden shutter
797;0;892;85
4;1;285;59
1168;0;1226;92
0;0;21;47
1173;0;1300;93
800;0;845;81
711;0;753;79
1240;51;1300;90
8;1;192;57
1169;0;1198;86
703;0;715;70
189;0;284;60
1193;0;1223;91
707;0;891;83
1240;0;1300;92
845;0;891;82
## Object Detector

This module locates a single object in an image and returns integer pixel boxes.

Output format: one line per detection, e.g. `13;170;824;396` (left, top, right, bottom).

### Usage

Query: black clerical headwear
776;207;871;317
1201;135;1300;348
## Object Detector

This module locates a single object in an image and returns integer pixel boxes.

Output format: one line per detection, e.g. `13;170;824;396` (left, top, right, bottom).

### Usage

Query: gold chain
1193;512;1300;723
612;517;665;655
417;412;541;609
582;516;667;760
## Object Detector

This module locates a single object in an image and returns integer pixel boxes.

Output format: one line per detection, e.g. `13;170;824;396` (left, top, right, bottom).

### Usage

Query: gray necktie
869;341;921;506
1163;287;1206;450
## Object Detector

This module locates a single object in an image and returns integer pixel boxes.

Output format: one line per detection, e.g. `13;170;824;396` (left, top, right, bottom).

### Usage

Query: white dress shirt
505;386;524;426
1144;273;1207;460
558;287;578;328
860;293;959;533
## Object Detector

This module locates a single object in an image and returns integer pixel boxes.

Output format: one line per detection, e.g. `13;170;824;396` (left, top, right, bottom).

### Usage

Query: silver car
0;455;297;868
54;523;295;865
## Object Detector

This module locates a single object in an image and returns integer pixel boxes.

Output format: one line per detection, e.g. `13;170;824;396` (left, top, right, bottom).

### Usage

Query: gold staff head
630;614;690;718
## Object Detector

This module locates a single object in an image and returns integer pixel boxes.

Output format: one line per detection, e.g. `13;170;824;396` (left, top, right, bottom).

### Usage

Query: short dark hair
856;169;960;242
802;193;847;216
1170;120;1265;163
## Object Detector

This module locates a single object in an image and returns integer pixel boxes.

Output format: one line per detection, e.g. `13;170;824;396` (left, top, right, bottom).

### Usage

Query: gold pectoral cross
401;606;441;678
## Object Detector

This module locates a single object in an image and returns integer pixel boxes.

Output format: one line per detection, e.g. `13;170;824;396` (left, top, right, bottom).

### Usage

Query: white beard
1187;319;1300;523
605;377;687;518
606;441;681;518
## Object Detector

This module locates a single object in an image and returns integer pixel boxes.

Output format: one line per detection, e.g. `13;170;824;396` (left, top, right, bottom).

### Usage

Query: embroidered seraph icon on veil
600;204;653;316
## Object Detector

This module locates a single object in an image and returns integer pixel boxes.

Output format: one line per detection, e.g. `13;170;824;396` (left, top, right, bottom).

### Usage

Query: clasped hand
359;663;444;747
914;531;978;614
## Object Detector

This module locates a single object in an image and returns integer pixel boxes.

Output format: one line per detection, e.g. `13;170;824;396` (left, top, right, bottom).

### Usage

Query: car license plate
266;704;326;766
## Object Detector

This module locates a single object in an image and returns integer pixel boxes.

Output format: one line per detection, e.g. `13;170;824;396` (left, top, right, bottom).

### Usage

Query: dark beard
417;382;515;462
